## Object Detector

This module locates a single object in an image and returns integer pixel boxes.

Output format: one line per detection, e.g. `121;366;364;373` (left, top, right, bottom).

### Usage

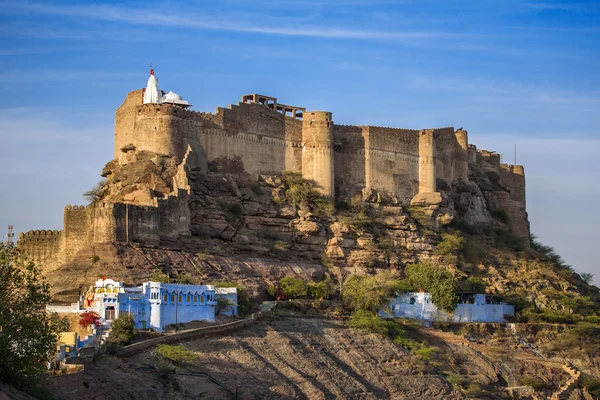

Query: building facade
83;278;232;332
380;292;515;324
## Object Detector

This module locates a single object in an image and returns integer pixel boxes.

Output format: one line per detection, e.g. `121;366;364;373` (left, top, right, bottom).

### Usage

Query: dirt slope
49;316;582;400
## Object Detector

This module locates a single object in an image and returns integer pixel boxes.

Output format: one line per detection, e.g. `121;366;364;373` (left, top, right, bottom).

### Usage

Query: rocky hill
42;147;598;319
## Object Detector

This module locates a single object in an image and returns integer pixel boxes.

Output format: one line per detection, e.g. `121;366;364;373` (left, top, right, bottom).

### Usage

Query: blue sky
0;0;598;283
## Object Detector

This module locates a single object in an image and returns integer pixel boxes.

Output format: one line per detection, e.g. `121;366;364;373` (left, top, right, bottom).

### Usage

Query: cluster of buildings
380;292;515;323
50;278;238;333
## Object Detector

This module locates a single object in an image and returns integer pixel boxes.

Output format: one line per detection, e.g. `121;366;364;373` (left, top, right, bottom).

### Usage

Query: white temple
142;68;191;108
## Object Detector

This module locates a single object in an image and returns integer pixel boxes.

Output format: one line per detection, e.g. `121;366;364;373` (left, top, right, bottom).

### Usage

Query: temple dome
163;91;182;102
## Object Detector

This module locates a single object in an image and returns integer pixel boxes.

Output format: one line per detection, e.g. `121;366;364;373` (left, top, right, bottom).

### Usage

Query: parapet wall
17;229;62;268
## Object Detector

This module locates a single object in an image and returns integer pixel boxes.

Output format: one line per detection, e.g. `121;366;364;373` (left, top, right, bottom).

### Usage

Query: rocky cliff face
42;148;597;314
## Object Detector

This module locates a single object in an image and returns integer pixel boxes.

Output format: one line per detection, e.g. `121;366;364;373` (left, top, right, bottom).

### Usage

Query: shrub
209;282;254;316
83;179;107;203
520;376;545;390
447;373;468;388
151;269;169;283
79;311;101;328
273;240;290;251
280;276;308;299
155;344;195;363
91;255;100;264
437;232;465;256
466;276;487;293
309;278;335;300
281;170;333;217
342;273;398;312
216;297;234;315
348;310;393;336
174;273;196;284
108;313;136;345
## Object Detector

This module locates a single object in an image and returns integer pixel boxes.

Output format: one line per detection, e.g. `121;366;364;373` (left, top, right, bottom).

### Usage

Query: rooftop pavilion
241;93;305;119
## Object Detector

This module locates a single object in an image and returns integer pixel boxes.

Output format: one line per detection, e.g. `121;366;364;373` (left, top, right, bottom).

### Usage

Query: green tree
0;243;60;386
280;276;308;299
216;297;234;315
209;282;254;316
342;272;399;312
403;262;459;312
437;232;465;256
309;278;335;300
108;313;136;345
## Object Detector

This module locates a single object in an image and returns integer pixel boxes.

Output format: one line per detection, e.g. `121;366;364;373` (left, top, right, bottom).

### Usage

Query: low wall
116;312;266;357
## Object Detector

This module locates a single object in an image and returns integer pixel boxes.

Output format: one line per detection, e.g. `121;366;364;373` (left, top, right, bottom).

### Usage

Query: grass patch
155;344;196;363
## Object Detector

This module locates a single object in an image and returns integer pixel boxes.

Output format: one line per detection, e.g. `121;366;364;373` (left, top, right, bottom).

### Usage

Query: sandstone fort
18;68;528;270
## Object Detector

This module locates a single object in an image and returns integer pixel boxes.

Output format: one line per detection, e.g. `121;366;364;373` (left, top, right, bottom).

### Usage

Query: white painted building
380;292;514;323
84;278;222;332
142;68;191;108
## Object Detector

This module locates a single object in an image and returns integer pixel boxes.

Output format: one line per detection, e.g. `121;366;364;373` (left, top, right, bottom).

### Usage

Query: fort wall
63;205;89;262
332;125;366;199
17;230;62;269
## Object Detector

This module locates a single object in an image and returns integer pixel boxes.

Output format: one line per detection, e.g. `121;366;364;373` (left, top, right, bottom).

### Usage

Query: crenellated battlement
19;229;61;238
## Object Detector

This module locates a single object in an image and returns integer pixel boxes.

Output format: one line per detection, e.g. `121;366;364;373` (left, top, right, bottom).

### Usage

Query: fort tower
302;111;335;197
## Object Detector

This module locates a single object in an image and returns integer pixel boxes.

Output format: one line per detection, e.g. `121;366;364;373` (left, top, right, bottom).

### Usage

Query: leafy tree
581;272;595;285
0;243;61;386
216;297;234;315
309;278;335;300
209;282;254;316
403;262;459;312
108;313;135;344
342;272;399;312
279;276;308;299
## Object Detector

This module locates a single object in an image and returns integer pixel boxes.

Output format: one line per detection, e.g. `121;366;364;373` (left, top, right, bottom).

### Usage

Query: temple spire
143;65;161;104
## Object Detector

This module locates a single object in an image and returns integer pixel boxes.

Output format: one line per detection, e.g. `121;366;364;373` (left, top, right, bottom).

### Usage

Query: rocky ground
45;314;598;400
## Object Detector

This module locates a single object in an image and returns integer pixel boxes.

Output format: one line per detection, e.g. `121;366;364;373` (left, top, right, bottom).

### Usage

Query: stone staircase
550;364;581;400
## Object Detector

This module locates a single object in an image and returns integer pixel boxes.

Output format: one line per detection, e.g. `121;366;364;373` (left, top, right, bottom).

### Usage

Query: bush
466;276;487;293
279;276;308;299
349;310;394;336
281;170;333;217
108;313;136;345
437;232;465;256
520;376;545;391
309;278;335;300
151;269;169;283
342;273;399;312
209;281;254;316
155;344;195;364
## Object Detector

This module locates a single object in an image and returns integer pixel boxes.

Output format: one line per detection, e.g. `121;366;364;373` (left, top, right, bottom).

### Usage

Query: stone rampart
63;205;89;262
17;229;62;268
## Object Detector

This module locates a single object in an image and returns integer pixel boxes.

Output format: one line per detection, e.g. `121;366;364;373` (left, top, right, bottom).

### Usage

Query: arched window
171;294;175;303
409;297;416;305
193;295;197;304
178;294;182;303
200;295;205;303
187;294;191;303
163;293;167;302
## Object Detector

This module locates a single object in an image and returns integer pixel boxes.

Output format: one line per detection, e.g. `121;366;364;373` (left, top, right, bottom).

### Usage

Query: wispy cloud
0;1;467;42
